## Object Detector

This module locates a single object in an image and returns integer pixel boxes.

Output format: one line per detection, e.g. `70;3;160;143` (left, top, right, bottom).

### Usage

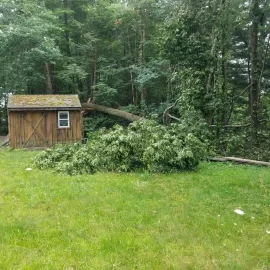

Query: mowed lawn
0;149;269;269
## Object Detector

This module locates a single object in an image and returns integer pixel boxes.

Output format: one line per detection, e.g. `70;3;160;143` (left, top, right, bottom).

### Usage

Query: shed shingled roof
8;95;82;110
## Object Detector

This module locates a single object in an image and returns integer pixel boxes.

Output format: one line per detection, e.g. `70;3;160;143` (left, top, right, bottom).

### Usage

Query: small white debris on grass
136;181;147;187
266;230;270;234
234;209;245;215
26;168;32;171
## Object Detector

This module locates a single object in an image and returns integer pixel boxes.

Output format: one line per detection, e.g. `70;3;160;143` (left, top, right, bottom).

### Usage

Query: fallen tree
34;119;206;174
81;103;141;122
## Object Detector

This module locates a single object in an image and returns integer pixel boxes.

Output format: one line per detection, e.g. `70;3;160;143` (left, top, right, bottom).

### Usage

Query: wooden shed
7;95;82;149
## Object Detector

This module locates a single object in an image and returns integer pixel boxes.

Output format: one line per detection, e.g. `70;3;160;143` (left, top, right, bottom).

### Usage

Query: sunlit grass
0;149;269;269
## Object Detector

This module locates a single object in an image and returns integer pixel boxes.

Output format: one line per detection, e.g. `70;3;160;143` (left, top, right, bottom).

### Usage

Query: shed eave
7;107;82;111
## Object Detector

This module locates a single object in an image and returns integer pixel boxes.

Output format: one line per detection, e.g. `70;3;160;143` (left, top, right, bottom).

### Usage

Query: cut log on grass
208;157;270;167
81;103;141;122
224;157;270;167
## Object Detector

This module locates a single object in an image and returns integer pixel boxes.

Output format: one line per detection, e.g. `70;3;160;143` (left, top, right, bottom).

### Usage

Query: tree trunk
258;33;270;96
63;0;71;56
127;26;136;105
44;62;53;94
248;56;252;115
221;0;228;125
129;68;136;105
82;103;141;122
139;9;146;102
249;0;260;130
51;64;57;94
206;30;218;94
91;46;98;101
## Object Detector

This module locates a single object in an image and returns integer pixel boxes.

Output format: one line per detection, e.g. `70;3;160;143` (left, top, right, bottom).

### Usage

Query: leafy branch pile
34;120;206;175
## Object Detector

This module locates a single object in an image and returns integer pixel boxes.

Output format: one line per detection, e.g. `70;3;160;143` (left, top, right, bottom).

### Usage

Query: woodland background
0;0;269;160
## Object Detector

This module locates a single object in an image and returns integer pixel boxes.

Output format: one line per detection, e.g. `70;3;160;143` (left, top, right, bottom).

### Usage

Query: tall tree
250;0;260;130
0;0;62;94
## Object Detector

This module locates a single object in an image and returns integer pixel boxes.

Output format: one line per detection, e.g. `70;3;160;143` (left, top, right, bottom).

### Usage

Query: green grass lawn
0;149;269;269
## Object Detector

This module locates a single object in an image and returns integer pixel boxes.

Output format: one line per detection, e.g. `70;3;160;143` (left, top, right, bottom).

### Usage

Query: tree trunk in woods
82;103;141;122
130;69;136;105
127;26;137;105
221;49;228;123
206;28;218;126
258;33;270;96
139;9;146;102
249;0;260;131
206;30;218;94
91;46;98;101
247;56;252;114
85;74;92;102
44;62;53;94
51;64;57;94
63;0;71;56
166;65;174;103
221;0;228;125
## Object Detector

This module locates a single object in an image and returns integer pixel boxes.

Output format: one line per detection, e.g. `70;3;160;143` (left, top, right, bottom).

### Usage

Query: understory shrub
34;119;206;174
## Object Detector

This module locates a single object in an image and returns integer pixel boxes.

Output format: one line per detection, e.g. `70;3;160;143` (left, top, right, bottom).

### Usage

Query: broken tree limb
163;99;179;124
167;113;181;122
81;103;141;122
208;157;270;167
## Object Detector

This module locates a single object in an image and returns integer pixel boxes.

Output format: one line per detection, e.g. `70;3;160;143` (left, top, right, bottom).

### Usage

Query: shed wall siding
9;110;82;148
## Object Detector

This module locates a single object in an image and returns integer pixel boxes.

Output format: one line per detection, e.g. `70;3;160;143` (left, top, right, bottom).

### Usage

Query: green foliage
34;120;206;174
55;146;96;175
93;83;118;105
34;143;96;175
34;143;81;170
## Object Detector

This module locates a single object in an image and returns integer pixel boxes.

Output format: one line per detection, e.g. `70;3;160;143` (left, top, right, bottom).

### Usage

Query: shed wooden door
20;111;48;148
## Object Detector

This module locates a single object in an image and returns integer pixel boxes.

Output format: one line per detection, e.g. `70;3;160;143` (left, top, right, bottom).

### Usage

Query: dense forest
0;0;270;160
